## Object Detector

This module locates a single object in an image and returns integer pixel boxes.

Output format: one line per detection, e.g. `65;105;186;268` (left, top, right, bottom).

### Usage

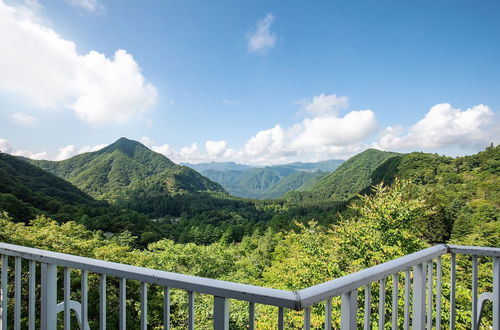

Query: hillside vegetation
29;137;225;202
199;159;343;199
287;149;400;201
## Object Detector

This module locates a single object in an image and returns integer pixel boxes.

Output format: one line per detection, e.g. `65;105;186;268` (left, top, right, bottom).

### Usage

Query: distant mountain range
183;159;344;199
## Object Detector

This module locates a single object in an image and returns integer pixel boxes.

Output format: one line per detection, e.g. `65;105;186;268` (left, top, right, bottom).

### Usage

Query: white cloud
375;103;497;150
0;138;47;159
67;0;104;14
247;14;277;53
291;110;378;149
0;138;13;153
180;143;198;158
303;93;349;116
0;0;157;124
9;112;37;126
205;140;227;156
244;125;286;156
54;143;107;160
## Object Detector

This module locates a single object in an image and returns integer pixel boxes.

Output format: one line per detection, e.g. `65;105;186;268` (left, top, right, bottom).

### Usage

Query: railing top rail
448;244;500;257
1;242;498;310
296;244;448;308
0;242;299;309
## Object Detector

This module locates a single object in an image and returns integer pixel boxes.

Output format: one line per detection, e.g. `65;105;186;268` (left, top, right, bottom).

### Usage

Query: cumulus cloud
205;140;227;156
0;0;157;124
0;138;47;159
54;143;107;160
9;112;37;126
375;103;497;150
247;14;277;53
67;0;104;14
303;93;349;116
291;110;378;149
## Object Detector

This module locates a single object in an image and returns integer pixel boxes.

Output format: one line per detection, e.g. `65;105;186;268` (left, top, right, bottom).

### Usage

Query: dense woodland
0;139;498;328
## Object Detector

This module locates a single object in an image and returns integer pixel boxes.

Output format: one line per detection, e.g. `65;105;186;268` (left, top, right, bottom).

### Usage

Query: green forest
0;139;498;328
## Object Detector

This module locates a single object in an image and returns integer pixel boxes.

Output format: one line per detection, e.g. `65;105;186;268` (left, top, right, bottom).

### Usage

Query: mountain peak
99;137;149;158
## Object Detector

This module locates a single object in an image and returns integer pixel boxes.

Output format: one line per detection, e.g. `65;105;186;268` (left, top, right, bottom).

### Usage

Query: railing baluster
493;257;499;330
341;289;358;329
119;278;126;330
436;256;442;330
278;307;284;330
304;307;311;330
81;270;88;329
450;253;456;330
99;274;106;330
472;256;478;330
14;257;21;330
391;273;398;330
364;284;371;330
213;296;229;330
28;260;36;330
427;260;433;329
249;302;255;330
64;267;71;330
40;263;57;330
404;269;410;330
412;263;426;330
1;255;8;330
188;291;194;330
378;278;385;330
140;282;148;330
325;298;332;330
163;287;170;330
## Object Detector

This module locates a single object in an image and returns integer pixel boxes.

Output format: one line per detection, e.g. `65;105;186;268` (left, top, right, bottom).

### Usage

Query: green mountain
202;167;283;199
29;137;225;202
261;171;328;199
199;159;343;199
292;149;400;200
0;152;98;221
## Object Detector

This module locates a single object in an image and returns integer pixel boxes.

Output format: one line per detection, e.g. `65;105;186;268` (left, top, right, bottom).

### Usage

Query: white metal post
341;289;358;329
40;263;57;330
493;257;499;330
0;255;7;330
412;263;426;329
213;296;229;330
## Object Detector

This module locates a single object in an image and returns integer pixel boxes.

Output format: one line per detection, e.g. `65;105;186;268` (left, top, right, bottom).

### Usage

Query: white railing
0;242;498;329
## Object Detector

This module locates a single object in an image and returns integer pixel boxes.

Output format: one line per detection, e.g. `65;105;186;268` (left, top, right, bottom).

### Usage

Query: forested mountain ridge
199;159;343;199
368;144;500;242
261;170;328;199
28;137;225;202
290;149;400;201
0;152;99;221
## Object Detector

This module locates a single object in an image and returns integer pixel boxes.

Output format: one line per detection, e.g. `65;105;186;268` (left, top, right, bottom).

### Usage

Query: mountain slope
200;159;344;199
0;152;99;221
300;149;400;200
29;138;225;202
262;171;328;199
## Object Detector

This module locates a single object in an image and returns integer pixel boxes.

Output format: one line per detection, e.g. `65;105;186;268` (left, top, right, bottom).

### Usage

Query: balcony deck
0;242;498;329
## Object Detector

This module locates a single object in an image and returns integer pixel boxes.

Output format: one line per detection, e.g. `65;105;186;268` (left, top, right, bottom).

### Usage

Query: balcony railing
0;242;498;329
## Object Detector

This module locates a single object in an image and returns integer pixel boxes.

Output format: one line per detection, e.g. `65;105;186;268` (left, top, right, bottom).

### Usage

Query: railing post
40;263;57;330
493;257;499;330
213;296;229;330
0;255;7;330
472;256;478;330
450;253;456;330
412;263;426;329
341;289;358;329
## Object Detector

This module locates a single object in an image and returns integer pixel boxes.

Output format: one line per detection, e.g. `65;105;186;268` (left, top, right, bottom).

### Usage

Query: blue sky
0;0;499;164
